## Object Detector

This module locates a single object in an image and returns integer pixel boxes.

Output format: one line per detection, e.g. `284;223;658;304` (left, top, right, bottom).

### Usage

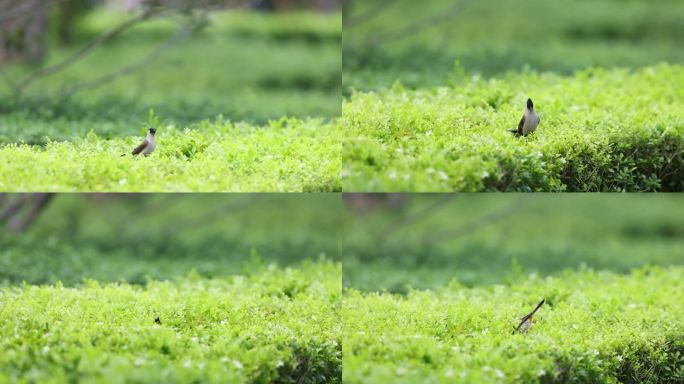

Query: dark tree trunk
0;0;47;63
1;193;55;232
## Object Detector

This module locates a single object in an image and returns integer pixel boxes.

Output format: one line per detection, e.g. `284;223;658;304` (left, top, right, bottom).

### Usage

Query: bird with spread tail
126;127;157;156
510;98;540;137
512;299;545;334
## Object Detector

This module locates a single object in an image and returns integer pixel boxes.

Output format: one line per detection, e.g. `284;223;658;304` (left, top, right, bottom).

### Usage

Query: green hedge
0;117;341;192
343;266;684;383
343;64;684;191
0;262;341;383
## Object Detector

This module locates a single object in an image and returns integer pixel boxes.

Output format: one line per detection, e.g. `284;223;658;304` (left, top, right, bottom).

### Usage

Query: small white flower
444;368;454;378
388;171;397;180
482;171;490;178
495;369;505;378
538;369;546;377
118;178;127;185
233;360;243;369
183;360;192;368
438;171;449;180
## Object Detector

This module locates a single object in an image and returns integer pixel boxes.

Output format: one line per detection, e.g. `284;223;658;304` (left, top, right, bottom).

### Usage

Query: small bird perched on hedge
510;98;540;137
512;299;545;334
130;127;157;156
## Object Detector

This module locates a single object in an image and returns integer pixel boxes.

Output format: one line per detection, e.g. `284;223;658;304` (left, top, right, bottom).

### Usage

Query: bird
512;299;545;334
130;127;157;156
510;98;540;137
154;316;162;325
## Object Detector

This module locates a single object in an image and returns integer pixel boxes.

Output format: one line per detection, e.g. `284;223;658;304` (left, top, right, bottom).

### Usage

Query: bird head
526;98;534;110
149;127;157;135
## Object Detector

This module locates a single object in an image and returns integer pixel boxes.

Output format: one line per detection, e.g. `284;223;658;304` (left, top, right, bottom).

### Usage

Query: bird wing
131;139;148;155
517;115;526;136
515;299;545;331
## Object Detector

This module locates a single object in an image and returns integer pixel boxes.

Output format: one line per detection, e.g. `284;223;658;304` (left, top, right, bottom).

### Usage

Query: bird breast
523;110;539;135
143;136;156;155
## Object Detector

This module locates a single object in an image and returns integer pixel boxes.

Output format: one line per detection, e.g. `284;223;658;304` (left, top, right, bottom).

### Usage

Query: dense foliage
344;266;684;383
0;262;341;383
343;65;684;192
1;117;341;191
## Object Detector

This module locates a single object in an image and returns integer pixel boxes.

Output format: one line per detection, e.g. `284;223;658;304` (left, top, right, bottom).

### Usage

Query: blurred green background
343;0;684;90
0;1;341;144
0;193;341;285
342;194;684;292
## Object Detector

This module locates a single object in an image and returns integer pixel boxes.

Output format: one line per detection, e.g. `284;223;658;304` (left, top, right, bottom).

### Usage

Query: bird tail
509;130;521;137
530;299;545;316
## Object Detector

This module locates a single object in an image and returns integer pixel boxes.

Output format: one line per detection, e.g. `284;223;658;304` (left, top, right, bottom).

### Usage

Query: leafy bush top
1;117;341;192
0;262;341;384
343;266;684;383
343;64;684;191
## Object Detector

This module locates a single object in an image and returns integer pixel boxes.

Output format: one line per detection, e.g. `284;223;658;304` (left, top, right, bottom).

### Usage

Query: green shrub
0;117;341;192
343;64;684;192
0;262;341;383
343;266;684;383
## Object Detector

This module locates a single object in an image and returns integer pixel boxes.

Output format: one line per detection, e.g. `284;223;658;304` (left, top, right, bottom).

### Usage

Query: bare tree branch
12;6;163;96
350;0;472;49
422;196;527;244
377;194;456;243
344;0;395;27
61;19;196;96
